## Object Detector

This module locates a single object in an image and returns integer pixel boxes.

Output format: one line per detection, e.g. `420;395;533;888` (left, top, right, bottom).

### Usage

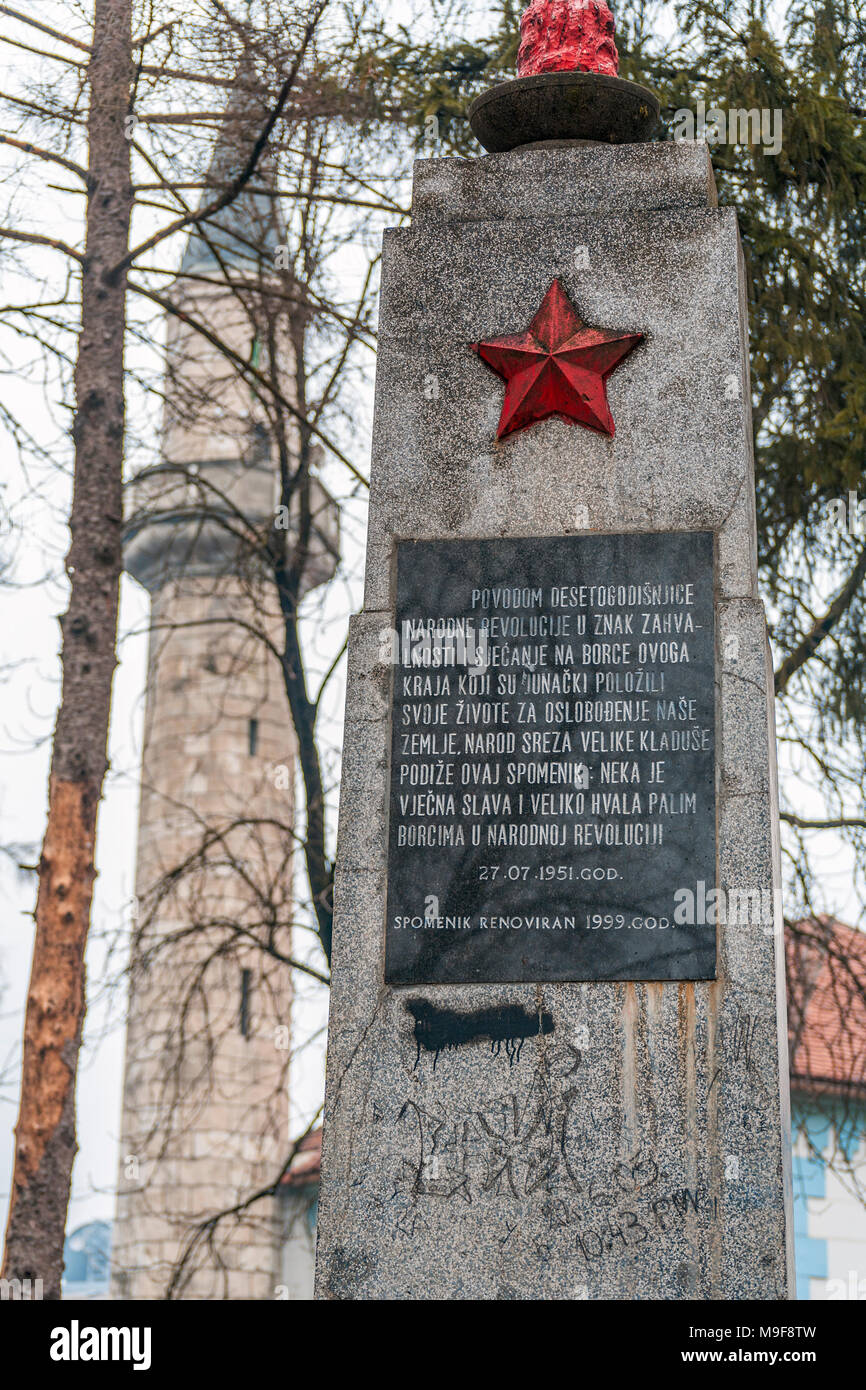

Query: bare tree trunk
1;0;132;1298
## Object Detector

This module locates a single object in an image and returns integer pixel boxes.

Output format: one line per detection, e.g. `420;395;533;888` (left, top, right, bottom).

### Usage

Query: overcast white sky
0;0;861;1250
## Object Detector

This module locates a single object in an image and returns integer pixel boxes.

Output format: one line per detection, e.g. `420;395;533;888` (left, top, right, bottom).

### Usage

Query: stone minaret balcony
124;452;338;597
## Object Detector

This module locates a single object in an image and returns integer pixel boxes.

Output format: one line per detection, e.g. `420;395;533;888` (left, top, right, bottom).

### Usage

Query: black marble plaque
384;533;717;984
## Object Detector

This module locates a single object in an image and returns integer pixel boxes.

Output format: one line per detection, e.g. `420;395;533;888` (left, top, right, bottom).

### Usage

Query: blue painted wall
791;1099;865;1300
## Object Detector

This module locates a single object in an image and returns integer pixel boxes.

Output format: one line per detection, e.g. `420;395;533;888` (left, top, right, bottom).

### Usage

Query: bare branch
0;31;87;68
0;89;85;124
781;812;866;831
0;225;84;261
0;3;91;52
0;134;87;182
127;276;368;485
165;1111;322;1300
109;0;330;278
132;19;176;50
774;541;866;695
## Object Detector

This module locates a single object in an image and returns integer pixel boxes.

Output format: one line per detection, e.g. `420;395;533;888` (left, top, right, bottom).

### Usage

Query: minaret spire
180;60;284;276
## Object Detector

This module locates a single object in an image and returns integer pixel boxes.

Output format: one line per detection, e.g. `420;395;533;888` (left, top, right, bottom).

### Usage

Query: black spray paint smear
406;998;554;1068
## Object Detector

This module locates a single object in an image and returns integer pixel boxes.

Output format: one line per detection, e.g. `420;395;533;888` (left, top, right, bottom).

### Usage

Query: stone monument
315;0;794;1299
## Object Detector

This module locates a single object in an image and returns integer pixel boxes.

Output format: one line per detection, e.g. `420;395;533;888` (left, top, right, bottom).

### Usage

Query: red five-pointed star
471;279;644;440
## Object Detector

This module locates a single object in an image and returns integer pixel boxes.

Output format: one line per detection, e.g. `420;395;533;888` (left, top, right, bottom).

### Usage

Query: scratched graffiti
574;1189;709;1262
397;1050;580;1202
706;1000;770;1135
730;1001;761;1071
392;1042;716;1261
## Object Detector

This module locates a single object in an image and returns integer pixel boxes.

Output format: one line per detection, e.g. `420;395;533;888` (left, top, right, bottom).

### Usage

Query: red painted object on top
517;0;619;78
471;279;643;440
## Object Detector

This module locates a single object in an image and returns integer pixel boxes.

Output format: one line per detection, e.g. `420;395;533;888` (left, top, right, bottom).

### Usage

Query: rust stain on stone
621;982;638;1147
678;982;698;1187
706;977;724;1294
641;982;663;1148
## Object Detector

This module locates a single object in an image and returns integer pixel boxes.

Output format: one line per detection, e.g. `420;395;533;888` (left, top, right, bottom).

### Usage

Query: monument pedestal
315;141;794;1300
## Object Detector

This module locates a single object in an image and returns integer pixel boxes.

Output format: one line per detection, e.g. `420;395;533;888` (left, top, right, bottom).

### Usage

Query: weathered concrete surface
315;142;794;1300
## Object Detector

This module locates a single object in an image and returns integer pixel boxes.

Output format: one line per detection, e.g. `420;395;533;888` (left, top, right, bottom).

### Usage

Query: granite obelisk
316;0;794;1300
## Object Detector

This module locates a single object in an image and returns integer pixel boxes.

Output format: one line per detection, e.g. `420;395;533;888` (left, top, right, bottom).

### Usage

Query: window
240;969;252;1039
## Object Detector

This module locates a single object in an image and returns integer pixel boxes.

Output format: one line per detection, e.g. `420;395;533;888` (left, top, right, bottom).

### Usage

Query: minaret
111;106;337;1299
